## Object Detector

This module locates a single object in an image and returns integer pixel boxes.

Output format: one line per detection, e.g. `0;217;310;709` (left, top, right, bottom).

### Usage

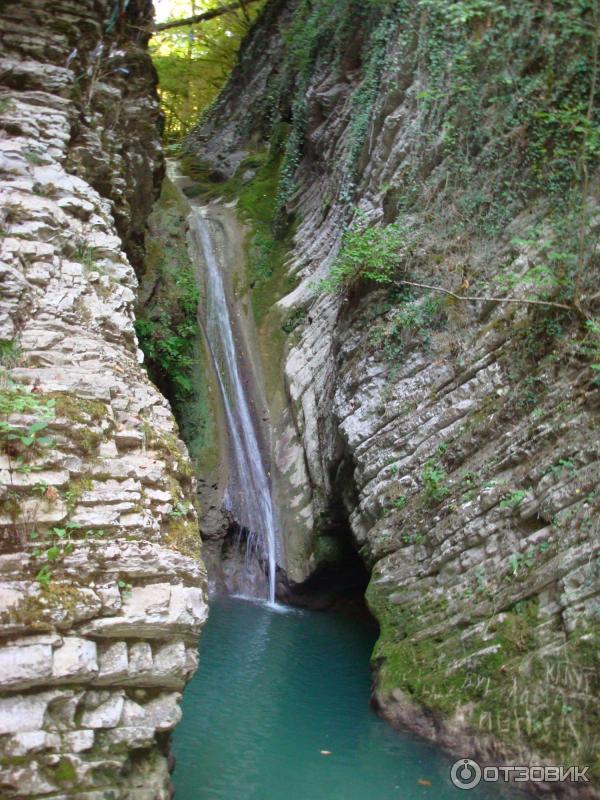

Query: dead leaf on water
418;778;432;786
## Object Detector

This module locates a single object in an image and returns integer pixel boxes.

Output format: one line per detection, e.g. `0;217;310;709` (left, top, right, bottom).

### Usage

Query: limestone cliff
185;0;600;794
0;1;207;797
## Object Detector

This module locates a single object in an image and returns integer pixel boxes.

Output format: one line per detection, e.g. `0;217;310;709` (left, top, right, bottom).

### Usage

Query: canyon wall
0;1;207;797
185;0;600;793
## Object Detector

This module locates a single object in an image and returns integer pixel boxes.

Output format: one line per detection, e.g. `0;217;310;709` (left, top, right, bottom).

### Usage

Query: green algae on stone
136;178;219;482
368;573;600;781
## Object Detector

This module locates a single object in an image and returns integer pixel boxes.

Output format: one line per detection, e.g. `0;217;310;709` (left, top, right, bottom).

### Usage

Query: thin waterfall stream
190;205;278;604
172;191;531;800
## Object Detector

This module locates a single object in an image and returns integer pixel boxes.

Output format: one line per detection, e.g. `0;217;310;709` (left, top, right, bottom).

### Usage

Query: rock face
186;0;599;794
0;2;207;797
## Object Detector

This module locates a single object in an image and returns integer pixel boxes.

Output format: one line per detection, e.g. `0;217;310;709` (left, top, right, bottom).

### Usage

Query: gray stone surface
0;2;207;797
186;1;600;795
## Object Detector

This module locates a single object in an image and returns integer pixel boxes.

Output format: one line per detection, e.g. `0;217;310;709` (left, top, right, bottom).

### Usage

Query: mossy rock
369;573;600;778
11;583;91;630
49;392;108;424
48;757;77;786
165;517;201;560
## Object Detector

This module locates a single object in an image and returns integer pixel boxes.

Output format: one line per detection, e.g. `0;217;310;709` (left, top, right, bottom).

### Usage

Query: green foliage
397;0;600;284
117;578;133;598
507;543;550;578
31;522;79;588
401;530;424;544
136;312;197;398
262;0;600;222
63;476;93;514
500;489;527;509
281;307;306;335
262;0;600;324
583;318;600;383
419;0;506;26
270;0;403;212
73;245;98;271
236;154;295;312
421;458;450;504
135;183;200;405
369;291;446;368
151;1;266;142
34;564;52;589
0;341;21;369
0;387;55;457
167;500;191;519
391;495;407;510
389;294;445;348
342;12;398;199
22;149;45;166
501;212;597;311
51;757;77;785
320;215;405;293
136;179;221;476
370;570;599;779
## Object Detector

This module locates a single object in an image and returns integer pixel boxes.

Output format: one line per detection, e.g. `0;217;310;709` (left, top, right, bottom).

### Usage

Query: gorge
0;0;599;799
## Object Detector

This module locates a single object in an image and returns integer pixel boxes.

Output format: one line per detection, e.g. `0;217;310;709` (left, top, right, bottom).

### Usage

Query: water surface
173;597;526;800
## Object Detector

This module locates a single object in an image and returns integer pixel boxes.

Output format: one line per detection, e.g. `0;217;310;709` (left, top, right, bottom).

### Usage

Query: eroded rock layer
186;0;600;793
0;2;207;797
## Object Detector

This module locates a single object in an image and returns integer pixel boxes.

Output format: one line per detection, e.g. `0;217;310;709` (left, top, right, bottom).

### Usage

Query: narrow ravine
173;189;531;800
0;2;597;798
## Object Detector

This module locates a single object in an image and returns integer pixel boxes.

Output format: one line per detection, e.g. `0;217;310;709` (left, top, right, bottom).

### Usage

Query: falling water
190;208;277;604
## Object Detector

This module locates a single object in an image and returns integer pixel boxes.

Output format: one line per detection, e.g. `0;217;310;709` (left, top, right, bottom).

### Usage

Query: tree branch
393;279;581;315
155;0;263;31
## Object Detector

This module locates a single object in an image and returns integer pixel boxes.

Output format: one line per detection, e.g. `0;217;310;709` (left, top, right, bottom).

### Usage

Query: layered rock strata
186;0;600;794
0;2;207;797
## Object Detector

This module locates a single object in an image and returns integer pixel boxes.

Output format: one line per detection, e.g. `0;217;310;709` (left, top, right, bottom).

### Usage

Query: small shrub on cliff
500;489;527;509
319;216;406;293
0;386;55;457
421;458;450;505
583;318;600;384
134;183;200;404
0;340;21;368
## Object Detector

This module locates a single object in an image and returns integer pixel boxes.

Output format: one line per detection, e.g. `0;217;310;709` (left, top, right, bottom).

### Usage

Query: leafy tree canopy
151;0;266;143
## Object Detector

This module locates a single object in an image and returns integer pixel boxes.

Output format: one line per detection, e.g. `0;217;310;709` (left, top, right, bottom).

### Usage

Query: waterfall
191;208;278;604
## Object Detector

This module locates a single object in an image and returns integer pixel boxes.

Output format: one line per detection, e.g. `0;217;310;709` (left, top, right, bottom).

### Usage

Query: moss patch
144;426;194;483
49;392;108;424
165;517;202;560
49;757;77;786
8;583;91;630
63;475;93;513
368;578;600;780
136;178;218;481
